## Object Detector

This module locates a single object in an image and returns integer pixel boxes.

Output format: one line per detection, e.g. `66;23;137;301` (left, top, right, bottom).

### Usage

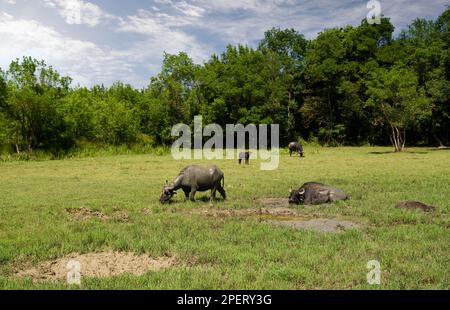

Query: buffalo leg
218;186;226;200
189;187;197;202
183;188;190;201
210;187;218;201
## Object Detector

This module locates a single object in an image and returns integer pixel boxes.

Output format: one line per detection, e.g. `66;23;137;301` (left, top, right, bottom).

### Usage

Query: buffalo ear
289;189;292;194
299;188;306;195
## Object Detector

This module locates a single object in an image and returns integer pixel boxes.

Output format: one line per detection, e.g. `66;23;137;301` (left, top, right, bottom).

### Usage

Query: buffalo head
288;188;306;205
160;182;176;204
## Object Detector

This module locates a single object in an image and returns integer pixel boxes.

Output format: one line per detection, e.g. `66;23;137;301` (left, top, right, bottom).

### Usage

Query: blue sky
0;0;448;88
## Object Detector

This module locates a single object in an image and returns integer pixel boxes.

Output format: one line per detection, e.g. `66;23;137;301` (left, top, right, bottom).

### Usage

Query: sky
0;0;448;88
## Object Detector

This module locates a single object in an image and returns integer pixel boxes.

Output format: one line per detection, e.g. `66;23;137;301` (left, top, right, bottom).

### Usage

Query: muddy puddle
66;207;129;222
266;218;361;232
15;251;176;282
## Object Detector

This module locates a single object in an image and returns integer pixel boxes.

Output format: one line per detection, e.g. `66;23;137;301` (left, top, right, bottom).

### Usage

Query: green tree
394;9;450;146
57;87;97;142
2;57;72;152
0;70;11;150
302;18;394;145
92;96;140;145
148;52;199;127
366;66;432;151
0;68;6;106
138;94;172;144
258;28;307;140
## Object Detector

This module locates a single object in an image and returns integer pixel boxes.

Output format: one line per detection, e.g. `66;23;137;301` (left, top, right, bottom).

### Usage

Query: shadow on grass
428;147;450;151
368;150;430;155
197;196;226;203
167;195;226;204
368;151;395;155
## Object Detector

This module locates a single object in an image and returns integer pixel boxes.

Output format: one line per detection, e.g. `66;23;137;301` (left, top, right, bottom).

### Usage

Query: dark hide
160;165;226;203
289;182;348;205
289;142;304;157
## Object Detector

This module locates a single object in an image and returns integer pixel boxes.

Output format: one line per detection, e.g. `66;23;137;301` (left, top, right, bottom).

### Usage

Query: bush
318;124;346;146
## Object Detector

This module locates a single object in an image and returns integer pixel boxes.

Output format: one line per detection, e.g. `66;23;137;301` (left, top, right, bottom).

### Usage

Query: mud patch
15;251;176;282
142;208;153;215
186;207;298;218
112;211;130;222
395;201;436;212
258;198;290;208
66;207;129;222
267;218;360;233
177;198;295;218
66;207;108;221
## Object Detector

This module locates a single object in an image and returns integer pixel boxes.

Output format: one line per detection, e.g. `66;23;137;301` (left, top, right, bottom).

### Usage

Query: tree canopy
0;8;449;154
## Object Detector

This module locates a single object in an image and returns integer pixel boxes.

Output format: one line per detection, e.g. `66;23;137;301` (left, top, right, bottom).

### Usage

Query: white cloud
41;0;115;27
117;9;212;63
0;11;138;86
1;0;448;87
171;1;206;17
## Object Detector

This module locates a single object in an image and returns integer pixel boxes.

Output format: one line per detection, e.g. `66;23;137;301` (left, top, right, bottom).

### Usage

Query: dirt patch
112;211;130;222
258;198;290;208
173;198;296;218
171;204;360;233
66;207;108;221
185;207;298;218
66;207;129;222
15;251;176;282
267;218;360;233
142;208;153;215
395;201;436;212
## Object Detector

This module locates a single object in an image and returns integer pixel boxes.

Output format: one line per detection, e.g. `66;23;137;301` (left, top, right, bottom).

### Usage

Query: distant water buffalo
395;201;435;212
238;151;252;165
289;142;304;157
160;165;226;204
289;182;348;205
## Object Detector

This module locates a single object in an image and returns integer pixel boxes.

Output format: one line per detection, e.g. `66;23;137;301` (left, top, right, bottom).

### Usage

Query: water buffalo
160;165;226;204
395;201;435;212
289;142;304;157
238;151;252;165
289;182;348;205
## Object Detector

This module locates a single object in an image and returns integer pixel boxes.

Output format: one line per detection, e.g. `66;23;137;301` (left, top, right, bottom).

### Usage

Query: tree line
0;8;449;155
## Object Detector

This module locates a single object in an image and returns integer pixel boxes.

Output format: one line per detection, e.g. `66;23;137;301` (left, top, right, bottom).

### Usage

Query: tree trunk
433;132;445;148
390;125;406;152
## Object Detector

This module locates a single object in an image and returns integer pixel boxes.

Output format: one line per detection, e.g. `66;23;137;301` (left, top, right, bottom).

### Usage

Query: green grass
0;147;449;289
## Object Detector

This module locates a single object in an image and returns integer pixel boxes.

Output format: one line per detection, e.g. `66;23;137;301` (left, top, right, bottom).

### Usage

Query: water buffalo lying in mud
160;165;226;204
289;142;304;157
289;182;348;205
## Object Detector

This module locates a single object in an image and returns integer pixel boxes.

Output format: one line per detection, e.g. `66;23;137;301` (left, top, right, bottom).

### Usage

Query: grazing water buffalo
289;142;304;157
238;151;252;165
289;182;348;205
160;165;226;204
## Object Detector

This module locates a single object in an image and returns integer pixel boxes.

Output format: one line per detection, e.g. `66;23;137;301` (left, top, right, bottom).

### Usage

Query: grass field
0;147;449;289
